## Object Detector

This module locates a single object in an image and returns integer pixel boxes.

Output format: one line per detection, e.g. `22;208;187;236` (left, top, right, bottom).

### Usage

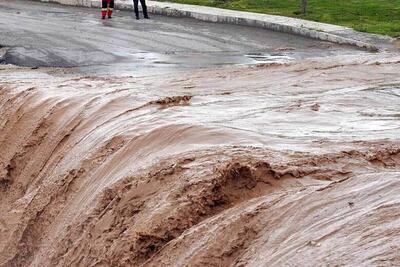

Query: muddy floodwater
1;1;400;264
1;51;400;266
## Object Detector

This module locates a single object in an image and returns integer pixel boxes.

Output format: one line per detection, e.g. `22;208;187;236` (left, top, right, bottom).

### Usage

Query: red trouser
101;0;114;17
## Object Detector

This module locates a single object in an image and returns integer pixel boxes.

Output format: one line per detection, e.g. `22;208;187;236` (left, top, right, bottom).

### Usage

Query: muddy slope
1;55;400;266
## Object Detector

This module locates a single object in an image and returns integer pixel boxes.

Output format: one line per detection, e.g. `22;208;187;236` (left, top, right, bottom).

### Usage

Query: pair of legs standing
100;0;149;20
101;0;114;19
133;0;149;20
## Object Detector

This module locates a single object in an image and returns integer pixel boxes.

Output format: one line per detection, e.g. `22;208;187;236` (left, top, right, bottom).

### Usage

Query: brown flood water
0;53;400;266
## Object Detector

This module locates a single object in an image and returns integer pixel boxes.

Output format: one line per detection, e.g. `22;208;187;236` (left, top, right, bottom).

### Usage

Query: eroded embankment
1;56;400;266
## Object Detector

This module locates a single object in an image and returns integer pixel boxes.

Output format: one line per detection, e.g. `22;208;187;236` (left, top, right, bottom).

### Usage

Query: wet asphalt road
1;0;364;75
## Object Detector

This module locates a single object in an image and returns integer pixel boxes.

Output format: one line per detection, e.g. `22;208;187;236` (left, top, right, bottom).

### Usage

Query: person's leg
108;0;114;18
140;0;149;19
133;0;139;19
101;0;108;19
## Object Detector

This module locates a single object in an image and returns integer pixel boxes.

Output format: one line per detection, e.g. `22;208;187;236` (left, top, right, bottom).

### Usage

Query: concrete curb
41;0;379;51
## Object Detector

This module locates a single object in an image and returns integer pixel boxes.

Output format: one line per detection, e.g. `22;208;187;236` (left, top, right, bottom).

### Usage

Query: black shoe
108;15;112;19
144;15;150;19
136;16;140;20
102;16;106;19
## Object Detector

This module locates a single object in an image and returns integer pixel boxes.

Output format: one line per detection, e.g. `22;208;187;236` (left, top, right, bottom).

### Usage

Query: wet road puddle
245;52;295;63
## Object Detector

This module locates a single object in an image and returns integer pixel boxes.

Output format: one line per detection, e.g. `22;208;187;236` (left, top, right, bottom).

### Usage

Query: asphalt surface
0;0;364;75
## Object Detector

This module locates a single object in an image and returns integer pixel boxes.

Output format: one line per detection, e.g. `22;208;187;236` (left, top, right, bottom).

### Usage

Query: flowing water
1;52;400;266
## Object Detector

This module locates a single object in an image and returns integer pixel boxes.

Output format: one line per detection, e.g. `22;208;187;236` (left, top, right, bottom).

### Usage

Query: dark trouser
101;0;114;17
133;0;148;18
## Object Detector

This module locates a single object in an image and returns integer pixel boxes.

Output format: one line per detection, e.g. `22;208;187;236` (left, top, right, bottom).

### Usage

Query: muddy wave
1;56;400;266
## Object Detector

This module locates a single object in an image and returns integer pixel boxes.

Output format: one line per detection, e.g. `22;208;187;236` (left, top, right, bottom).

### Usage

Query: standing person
101;0;114;19
133;0;149;20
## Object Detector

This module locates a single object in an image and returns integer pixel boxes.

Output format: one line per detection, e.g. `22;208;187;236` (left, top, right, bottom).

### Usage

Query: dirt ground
1;51;400;266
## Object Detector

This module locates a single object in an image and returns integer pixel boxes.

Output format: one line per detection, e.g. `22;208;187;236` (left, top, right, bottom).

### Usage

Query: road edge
40;0;380;51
